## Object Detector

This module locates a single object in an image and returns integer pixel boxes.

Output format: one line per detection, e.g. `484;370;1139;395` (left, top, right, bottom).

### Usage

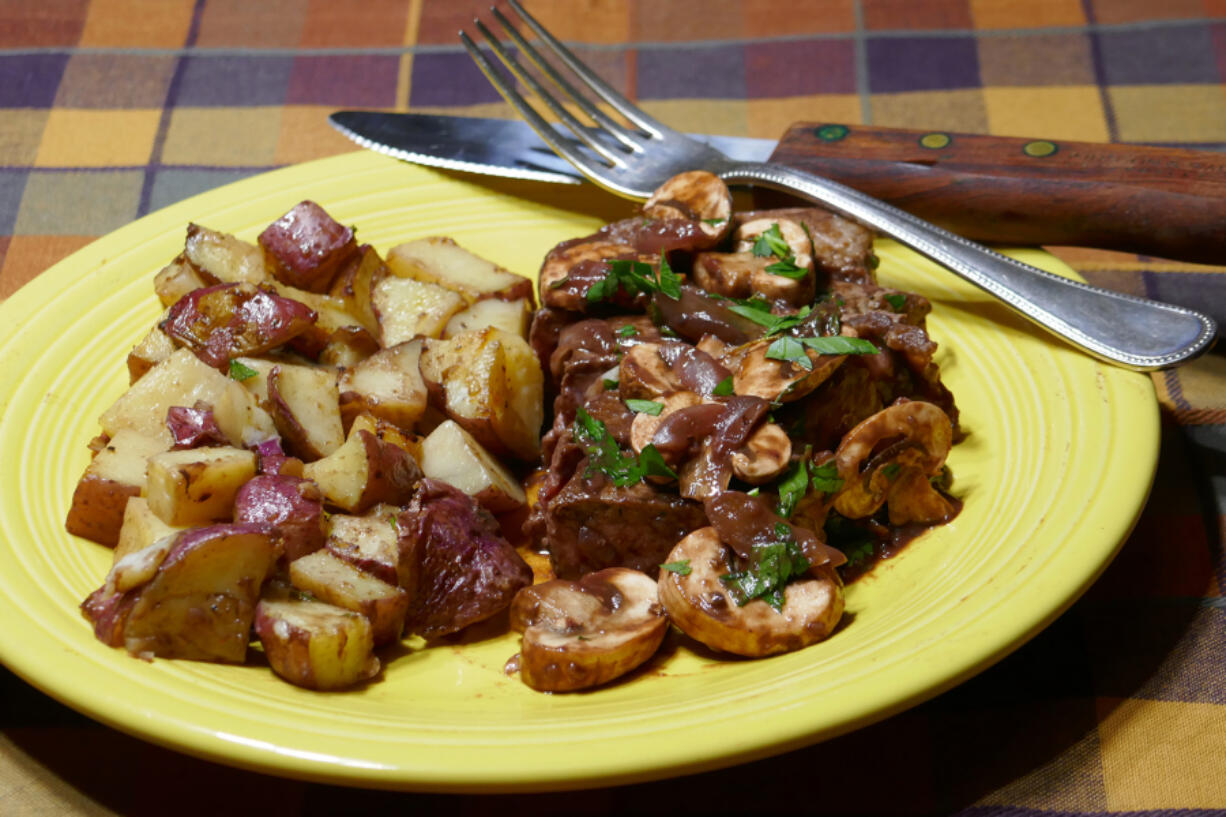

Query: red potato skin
254;437;304;477
352;429;422;512
397;479;533;639
166;402;229;450
233;475;325;563
161;282;317;369
65;478;139;547
259;201;358;293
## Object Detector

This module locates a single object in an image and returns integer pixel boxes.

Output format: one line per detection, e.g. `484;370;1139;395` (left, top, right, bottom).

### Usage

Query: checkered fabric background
2;1;1225;814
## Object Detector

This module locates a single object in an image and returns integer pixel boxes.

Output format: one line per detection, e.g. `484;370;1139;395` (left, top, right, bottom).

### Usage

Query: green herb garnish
228;359;258;381
617;324;638;337
702;217;727;225
775;459;811;518
809;461;844;495
660;560;692;576
712;375;735;396
765;335;878;371
882;463;901;480
765;259;808;279
574;406;677;486
883;293;906;311
624;398;665;416
720;522;811;612
602;378;619;390
585;256;681;304
751;223;792;261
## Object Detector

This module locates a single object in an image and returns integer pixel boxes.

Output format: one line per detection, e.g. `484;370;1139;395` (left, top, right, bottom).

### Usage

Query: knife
330;111;1226;265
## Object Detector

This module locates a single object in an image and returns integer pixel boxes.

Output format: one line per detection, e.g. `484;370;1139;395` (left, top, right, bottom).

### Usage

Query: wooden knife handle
768;123;1226;264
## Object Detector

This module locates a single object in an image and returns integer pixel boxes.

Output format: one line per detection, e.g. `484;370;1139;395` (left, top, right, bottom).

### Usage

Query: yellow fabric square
1110;85;1226;143
970;0;1084;28
983;86;1109;142
33;109;159;168
161;108;282;167
745;96;863;140
79;0;195;47
870;89;988;133
638;99;749;138
1098;697;1226;809
275;106;359;165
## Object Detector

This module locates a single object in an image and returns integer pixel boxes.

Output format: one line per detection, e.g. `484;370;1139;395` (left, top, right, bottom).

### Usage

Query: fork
461;0;1216;371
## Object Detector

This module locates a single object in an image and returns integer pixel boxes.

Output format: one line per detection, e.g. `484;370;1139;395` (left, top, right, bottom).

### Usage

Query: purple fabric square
637;44;746;100
175;55;294;107
0;54;69;107
1147;270;1226;330
409;52;505;107
0;171;28;234
1096;24;1221;85
866;36;980;93
287;55;399;107
146;168;266;214
745;38;855;97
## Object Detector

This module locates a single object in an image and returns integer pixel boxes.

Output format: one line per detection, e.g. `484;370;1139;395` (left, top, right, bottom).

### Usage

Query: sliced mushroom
629;390;702;455
644;171;733;243
657;527;844;658
619;342;683;400
538;238;637;312
832;400;955;524
509;567;669;692
729;422;792;484
733;218;817;307
730;338;845;403
691;252;759;300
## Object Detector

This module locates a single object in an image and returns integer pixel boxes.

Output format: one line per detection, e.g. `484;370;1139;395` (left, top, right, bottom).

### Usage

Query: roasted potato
337;339;427;431
144;446;258;527
302;428;421;513
66;429;168;546
233;474;325;563
371;274;465;345
289;549;408;646
325;504;401;586
386;237;534;305
258;200;358;293
255;595;380;690
418;419;526;514
266;363;343;461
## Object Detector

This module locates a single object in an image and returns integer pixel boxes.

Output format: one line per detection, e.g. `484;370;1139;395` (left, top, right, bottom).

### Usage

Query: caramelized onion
651;285;765;346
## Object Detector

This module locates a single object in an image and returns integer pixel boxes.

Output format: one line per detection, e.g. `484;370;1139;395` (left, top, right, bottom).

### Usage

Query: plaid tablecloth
2;1;1225;814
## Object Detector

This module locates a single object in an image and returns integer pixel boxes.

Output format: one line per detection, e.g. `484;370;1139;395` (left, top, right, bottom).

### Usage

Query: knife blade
330;111;1226;263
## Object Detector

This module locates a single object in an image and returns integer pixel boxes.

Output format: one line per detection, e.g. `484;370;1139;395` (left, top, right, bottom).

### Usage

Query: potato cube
302;429;421;513
325;504;401;586
259;200;358;293
289;549;408;645
127;325;176;384
153;253;211;308
65;430;168;546
371;275;465;346
443;297;532;340
419;420;526;513
145;446;257;526
184;224;267;285
255;597;379;690
337;339;427;431
267;363;343;461
114;496;184;563
386;237;534;305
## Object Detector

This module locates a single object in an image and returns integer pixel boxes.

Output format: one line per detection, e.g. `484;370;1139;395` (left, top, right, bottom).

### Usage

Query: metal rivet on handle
919;132;951;149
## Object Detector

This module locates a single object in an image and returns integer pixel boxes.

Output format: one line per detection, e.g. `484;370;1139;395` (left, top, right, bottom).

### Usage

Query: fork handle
718;161;1217;370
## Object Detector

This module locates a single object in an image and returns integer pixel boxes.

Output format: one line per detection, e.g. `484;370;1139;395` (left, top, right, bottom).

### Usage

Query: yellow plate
0;152;1158;792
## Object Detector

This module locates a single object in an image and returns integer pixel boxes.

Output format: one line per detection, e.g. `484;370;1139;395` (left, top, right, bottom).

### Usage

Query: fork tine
468;19;626;167
504;0;668;137
488;6;642;153
459;31;615;178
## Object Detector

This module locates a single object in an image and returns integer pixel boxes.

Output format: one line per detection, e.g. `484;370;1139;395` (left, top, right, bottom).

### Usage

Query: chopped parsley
574;406;677;486
883;293;907;311
617;324;638;337
720;522;811;612
228;359;258;381
751;223;808;280
712;375;735;396
659;560;692;575
585;255;681;304
809;461;844;494
882;463;901;480
602;377;619;390
702;217;727;225
725;299;813;337
775;458;844;518
624;398;665;416
765;335;878;371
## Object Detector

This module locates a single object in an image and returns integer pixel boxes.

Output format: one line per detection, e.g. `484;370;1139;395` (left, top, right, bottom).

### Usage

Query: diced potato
83;523;278;661
289;549;408;645
267;363;343;461
99;348;276;448
325;504;400;586
443;297;532;340
183;224;267;285
337;339;427;431
328;244;387;335
145;446;257;527
371;275;465;346
65;430;168;546
153;254;209;308
386;237;534;305
255;596;379;690
233;474;326;563
114;496;184;563
419;327;543;461
127;325;176;384
346;413;423;463
258;200;357;293
302;429;421;513
319;326;380;369
420;420;526;513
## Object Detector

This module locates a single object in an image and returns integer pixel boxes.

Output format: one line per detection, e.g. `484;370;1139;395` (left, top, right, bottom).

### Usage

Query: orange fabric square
0;235;93;301
518;0;630;44
969;0;1084;28
0;0;88;47
632;0;744;41
195;0;307;47
300;0;413;46
78;0;194;47
33;109;160;167
742;0;855;35
275;105;360;165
